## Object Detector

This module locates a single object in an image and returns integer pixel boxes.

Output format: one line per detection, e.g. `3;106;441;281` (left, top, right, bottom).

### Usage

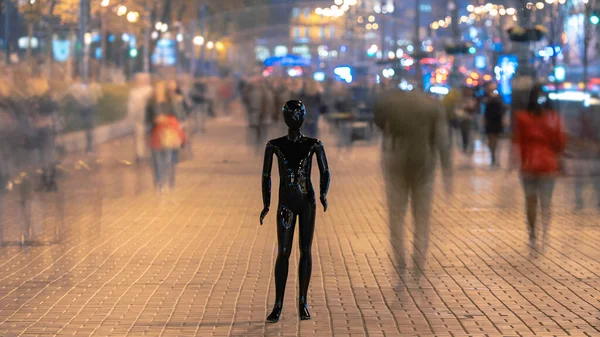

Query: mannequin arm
315;141;330;210
261;142;274;211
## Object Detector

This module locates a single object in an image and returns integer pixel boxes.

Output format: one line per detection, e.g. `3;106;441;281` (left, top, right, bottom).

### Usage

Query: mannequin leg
267;206;297;323
298;201;316;320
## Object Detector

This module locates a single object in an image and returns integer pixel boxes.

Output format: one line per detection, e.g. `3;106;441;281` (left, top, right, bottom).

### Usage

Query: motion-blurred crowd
0;73;102;194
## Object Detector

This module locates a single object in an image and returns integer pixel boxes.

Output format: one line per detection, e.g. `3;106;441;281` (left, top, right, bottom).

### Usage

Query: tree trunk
583;3;591;90
66;30;76;82
47;28;54;80
414;0;423;89
26;23;34;62
100;14;107;81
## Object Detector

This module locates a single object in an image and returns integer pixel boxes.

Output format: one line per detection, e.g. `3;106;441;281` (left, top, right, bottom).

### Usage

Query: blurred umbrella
507;25;547;42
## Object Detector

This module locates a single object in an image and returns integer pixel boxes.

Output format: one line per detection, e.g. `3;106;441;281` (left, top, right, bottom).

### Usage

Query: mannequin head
282;100;306;130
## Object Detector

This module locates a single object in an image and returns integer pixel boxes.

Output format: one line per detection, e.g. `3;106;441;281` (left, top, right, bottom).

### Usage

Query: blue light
52;40;70;62
554;66;566;82
340;45;347;52
554;46;561;54
313;72;325;82
334;66;352;83
108;35;115;43
468;47;476;54
475;55;486;69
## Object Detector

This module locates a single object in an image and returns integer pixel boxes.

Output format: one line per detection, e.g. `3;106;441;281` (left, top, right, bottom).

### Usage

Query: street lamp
100;0;109;8
117;5;127;16
160;24;168;33
206;41;214;49
193;35;205;46
155;22;163;30
126;11;139;23
215;41;224;51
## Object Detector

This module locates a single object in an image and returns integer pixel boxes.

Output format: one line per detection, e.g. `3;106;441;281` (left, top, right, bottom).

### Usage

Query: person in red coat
511;84;567;249
150;112;186;192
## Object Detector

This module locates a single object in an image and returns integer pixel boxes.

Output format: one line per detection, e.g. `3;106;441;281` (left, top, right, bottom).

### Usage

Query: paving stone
0;119;599;336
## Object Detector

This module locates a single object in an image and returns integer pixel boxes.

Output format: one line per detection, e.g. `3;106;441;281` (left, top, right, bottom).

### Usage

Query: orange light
466;78;473;85
473;80;479;86
426;46;433;52
578;82;585;90
483;74;492;81
471;72;480;80
459;66;467;73
563;82;572;89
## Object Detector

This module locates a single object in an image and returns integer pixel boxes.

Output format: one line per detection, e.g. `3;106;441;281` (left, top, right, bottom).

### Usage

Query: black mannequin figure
260;100;330;323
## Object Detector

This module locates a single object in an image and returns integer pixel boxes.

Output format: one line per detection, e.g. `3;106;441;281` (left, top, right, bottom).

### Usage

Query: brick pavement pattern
0;118;599;337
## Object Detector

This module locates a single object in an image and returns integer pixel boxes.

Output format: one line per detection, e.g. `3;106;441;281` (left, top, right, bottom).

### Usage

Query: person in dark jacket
483;82;505;166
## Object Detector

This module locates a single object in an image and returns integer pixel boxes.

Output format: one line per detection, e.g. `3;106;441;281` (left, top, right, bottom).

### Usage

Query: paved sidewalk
0;118;599;337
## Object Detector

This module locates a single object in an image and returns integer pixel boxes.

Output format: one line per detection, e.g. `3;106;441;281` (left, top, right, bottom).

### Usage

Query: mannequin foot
266;303;282;323
299;302;311;320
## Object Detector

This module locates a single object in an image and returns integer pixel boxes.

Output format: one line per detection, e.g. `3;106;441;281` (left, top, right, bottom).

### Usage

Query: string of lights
315;0;358;17
429;1;568;30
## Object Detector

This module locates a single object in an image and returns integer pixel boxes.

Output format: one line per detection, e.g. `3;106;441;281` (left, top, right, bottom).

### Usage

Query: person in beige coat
128;74;153;162
374;88;453;272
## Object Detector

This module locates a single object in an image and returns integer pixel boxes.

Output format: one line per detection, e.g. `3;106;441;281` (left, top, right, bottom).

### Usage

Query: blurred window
329;26;335;38
304;8;310;18
294;26;301;38
255;46;270;61
419;4;432;12
305;27;310;38
320;27;326;39
292;8;300;18
274;45;288;57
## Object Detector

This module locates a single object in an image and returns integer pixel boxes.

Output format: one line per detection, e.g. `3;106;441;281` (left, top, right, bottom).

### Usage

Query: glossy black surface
260;100;330;322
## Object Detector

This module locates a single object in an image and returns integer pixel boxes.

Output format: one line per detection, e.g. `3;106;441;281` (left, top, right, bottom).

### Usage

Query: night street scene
1;0;600;335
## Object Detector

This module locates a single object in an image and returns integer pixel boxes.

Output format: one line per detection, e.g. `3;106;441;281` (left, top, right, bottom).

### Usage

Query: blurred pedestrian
298;79;323;138
189;80;208;133
457;87;478;154
128;74;153;162
273;78;291;126
442;87;462;146
150;81;186;193
573;109;600;210
483;82;505;167
69;81;98;154
511;84;567;250
374;88;452;272
31;92;60;192
247;79;265;128
167;80;189;122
